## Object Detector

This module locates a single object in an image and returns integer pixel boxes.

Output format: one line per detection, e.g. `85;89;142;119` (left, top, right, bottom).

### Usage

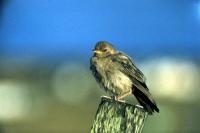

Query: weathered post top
91;97;148;133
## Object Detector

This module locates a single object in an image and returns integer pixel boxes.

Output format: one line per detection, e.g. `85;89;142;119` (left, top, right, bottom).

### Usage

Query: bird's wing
111;52;159;114
111;52;148;90
90;57;102;83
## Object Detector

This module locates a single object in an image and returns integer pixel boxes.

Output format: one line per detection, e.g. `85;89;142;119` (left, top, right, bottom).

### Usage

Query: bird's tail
133;87;159;115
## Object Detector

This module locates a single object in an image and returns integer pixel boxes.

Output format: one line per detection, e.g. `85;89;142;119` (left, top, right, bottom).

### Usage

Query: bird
90;41;159;115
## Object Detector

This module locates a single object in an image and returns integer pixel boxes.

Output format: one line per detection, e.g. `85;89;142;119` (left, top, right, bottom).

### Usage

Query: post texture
91;97;148;133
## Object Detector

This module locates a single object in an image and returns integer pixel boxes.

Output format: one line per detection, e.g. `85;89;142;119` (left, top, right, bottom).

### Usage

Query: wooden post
91;97;148;133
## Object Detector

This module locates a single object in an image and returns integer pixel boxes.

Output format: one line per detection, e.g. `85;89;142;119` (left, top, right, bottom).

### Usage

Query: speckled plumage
90;41;159;114
91;55;132;96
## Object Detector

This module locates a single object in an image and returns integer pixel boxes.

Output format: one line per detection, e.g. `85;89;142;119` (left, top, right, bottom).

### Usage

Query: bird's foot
116;99;126;103
117;90;132;100
114;96;125;103
101;95;112;100
101;95;125;103
135;104;143;108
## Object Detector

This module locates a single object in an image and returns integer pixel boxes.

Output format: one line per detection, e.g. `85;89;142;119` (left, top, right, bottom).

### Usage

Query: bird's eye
102;48;107;52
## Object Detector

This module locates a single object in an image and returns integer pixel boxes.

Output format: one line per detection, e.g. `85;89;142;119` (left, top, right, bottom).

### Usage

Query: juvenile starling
90;41;159;114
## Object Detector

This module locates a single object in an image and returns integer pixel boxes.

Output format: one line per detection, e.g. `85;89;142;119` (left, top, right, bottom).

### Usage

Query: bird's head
93;41;117;57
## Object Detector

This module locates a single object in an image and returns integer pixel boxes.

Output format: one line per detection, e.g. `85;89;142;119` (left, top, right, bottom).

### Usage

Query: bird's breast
94;58;132;95
108;70;132;95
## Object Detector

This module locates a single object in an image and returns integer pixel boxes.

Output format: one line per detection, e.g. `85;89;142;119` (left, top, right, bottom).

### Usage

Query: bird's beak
93;50;103;54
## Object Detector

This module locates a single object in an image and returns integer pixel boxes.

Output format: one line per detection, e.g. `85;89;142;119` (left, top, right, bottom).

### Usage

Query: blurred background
0;0;200;133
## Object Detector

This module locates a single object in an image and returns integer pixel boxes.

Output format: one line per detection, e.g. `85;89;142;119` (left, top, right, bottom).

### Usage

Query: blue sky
0;0;200;59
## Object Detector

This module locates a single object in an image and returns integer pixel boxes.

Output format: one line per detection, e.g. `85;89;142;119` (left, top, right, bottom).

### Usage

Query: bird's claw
135;104;143;108
101;95;112;99
114;96;125;103
101;96;125;103
116;99;125;103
